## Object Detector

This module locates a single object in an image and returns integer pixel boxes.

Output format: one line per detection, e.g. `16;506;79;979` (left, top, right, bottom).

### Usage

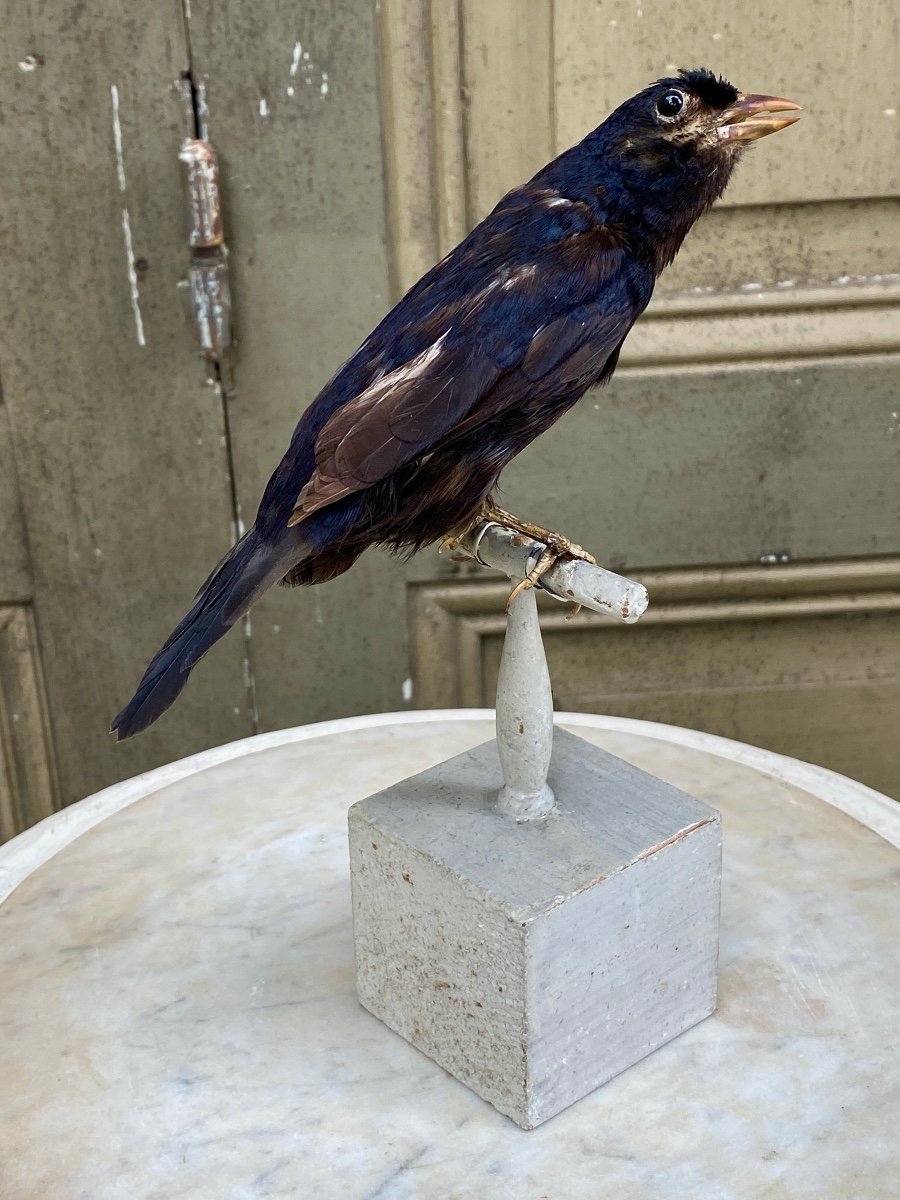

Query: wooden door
0;1;256;835
0;0;404;839
386;1;900;797
0;406;58;839
1;0;897;842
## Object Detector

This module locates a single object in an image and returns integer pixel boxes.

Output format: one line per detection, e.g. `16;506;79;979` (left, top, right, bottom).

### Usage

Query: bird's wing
288;224;635;527
287;332;504;524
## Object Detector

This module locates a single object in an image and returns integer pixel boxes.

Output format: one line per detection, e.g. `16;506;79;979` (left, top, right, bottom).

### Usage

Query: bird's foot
504;534;593;614
437;533;473;563
477;504;596;615
479;503;597;564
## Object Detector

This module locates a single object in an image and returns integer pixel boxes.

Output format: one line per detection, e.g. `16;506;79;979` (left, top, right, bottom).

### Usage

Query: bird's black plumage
113;68;800;738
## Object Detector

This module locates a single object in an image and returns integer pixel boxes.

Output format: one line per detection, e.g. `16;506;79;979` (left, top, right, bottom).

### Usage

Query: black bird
112;68;800;739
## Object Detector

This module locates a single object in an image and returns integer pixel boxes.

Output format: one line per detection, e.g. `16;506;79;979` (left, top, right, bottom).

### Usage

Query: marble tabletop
1;711;898;1200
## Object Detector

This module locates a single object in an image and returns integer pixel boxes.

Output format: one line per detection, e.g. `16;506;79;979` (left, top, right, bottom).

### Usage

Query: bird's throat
613;141;741;275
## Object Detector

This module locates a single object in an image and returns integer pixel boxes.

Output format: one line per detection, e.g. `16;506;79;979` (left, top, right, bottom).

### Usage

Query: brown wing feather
288;226;633;529
289;335;501;525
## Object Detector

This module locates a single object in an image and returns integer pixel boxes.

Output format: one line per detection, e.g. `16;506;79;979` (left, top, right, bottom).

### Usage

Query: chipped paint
110;84;127;192
685;272;900;300
286;38;328;97
17;54;40;72
258;97;269;118
632;818;715;865
194;79;210;142
401;677;413;702
120;208;146;347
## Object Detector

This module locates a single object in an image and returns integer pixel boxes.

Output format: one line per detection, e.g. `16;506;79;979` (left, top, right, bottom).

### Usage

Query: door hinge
177;77;232;361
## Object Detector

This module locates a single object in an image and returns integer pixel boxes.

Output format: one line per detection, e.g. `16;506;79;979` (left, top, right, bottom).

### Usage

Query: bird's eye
657;90;685;118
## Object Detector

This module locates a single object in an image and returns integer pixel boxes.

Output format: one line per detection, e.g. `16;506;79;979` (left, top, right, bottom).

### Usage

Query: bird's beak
717;93;802;142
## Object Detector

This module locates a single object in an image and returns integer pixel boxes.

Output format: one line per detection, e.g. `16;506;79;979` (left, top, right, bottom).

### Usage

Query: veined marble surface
1;712;898;1200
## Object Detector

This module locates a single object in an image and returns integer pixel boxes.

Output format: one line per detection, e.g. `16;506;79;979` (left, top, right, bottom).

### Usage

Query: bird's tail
111;528;295;740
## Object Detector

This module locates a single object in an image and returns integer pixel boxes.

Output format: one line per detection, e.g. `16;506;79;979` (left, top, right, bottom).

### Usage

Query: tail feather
111;529;294;740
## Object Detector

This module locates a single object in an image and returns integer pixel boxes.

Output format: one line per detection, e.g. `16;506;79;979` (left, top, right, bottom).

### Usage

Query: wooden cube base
348;727;721;1129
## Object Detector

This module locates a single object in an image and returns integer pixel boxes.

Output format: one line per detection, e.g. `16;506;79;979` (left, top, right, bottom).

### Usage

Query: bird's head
622;68;801;155
587;67;801;265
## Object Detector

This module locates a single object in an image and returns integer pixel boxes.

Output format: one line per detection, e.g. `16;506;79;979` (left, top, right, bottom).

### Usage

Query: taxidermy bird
112;68;800;739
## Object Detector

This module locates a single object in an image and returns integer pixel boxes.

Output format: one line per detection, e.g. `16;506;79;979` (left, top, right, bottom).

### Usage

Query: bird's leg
505;543;563;610
478;502;597;565
477;501;596;612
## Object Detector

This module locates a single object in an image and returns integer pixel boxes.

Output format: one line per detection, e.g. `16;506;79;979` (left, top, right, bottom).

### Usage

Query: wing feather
288;219;640;528
289;337;503;524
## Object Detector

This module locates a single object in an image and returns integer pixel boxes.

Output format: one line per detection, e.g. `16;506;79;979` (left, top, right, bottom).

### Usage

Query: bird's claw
468;502;596;616
505;534;596;614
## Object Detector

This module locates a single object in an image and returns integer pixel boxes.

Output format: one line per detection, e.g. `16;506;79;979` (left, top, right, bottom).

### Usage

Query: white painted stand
349;523;720;1129
494;587;557;819
462;522;648;822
